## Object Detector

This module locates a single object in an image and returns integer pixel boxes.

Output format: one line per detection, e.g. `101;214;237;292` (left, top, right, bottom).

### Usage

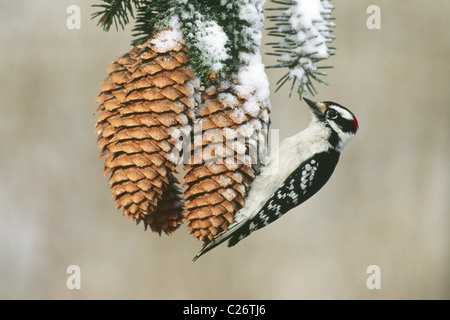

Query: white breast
233;120;332;222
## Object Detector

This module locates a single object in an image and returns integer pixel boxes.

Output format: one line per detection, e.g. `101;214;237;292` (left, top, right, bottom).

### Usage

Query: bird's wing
193;151;340;261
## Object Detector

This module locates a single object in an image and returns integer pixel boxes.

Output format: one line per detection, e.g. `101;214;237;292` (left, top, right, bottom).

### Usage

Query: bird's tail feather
192;220;247;261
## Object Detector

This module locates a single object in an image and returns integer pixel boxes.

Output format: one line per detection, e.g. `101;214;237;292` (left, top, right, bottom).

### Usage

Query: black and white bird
193;98;359;261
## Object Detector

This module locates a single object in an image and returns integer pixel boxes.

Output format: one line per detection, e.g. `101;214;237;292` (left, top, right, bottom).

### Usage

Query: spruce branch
92;1;265;86
266;0;336;98
131;0;174;46
176;0;263;84
91;0;140;31
92;0;173;41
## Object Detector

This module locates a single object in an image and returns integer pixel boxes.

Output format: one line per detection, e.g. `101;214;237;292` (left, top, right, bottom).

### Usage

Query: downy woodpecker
193;98;359;261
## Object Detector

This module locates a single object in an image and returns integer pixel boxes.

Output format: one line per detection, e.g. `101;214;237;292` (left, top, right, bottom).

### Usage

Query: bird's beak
303;98;327;115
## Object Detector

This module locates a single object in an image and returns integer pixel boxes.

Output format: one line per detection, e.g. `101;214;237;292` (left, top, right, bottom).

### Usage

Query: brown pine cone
94;29;196;235
184;76;270;242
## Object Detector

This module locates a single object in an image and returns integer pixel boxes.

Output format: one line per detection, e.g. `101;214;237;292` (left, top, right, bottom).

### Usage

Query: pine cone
184;77;270;242
143;171;184;235
94;29;196;235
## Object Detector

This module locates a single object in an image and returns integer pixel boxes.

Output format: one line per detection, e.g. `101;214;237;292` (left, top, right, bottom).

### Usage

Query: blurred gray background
0;0;448;299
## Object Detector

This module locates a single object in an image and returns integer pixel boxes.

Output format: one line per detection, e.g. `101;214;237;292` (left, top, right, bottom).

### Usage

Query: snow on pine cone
184;72;271;242
94;29;197;235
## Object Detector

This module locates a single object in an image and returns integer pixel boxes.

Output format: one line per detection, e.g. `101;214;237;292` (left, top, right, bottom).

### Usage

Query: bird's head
303;98;359;151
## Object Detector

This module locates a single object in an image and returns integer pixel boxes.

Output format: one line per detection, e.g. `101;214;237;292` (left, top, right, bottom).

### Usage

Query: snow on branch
92;0;337;99
267;0;335;97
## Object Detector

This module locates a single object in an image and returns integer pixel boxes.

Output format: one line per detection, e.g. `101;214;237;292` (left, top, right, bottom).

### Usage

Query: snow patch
194;19;230;73
149;29;183;53
234;52;270;104
218;92;239;109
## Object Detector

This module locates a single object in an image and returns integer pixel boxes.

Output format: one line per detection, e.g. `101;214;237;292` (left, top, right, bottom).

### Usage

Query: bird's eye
327;109;339;119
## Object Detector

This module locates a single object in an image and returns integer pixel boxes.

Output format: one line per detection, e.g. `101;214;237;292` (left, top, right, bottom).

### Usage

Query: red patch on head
352;117;359;130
